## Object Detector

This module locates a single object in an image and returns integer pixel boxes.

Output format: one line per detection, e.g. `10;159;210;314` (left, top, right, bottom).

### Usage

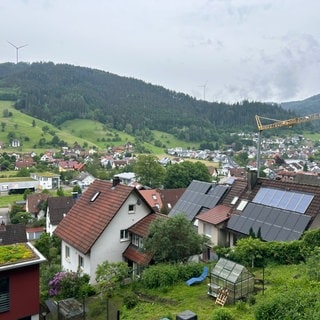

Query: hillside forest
1;62;318;147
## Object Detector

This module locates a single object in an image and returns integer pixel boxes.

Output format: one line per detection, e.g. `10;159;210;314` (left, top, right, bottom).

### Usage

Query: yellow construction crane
255;113;320;177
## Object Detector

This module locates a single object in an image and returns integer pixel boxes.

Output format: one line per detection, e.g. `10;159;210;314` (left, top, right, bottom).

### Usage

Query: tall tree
164;161;212;188
133;154;165;188
143;214;209;263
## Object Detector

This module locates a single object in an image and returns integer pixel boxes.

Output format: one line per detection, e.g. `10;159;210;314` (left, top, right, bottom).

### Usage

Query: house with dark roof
54;178;154;283
168;180;230;223
123;212;168;276
170;172;320;262
26;193;50;219
46;196;76;235
0;223;27;245
225;173;320;245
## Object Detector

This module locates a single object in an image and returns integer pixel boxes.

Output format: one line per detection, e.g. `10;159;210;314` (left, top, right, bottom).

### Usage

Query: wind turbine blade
7;41;17;48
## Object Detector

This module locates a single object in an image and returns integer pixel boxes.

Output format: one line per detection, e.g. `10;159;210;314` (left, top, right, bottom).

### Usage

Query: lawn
83;262;313;320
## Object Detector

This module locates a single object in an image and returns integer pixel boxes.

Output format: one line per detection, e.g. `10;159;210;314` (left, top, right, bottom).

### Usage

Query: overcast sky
1;0;320;104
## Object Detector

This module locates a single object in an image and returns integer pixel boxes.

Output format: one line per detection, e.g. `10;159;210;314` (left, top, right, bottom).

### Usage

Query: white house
30;172;61;190
54;178;154;283
70;171;95;189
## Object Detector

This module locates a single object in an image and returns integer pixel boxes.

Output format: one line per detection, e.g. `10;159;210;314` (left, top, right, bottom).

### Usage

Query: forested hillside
0;62;299;143
281;94;320;115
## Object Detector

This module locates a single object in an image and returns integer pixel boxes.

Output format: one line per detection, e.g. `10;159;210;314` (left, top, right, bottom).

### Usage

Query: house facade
30;172;60;190
0;242;46;320
54;179;154;283
123;213;168;276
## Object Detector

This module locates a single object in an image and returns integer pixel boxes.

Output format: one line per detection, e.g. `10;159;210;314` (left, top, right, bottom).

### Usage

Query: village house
123;212;168;277
26;192;50;219
46;196;76;235
30;172;61;190
0;224;46;319
170;171;320;262
70;171;95;189
54;178;155;283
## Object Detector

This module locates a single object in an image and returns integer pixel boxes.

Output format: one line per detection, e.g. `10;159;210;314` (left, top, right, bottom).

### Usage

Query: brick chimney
247;170;257;191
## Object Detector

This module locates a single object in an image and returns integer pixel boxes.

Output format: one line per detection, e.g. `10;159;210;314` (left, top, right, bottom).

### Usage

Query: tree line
0;62;306;145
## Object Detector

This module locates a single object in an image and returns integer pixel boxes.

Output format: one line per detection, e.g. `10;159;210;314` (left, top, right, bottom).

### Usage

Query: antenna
7;41;28;64
198;81;208;100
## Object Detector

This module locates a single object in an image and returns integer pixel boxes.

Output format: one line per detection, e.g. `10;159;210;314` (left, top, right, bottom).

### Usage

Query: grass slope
0;101;195;155
0;101;97;153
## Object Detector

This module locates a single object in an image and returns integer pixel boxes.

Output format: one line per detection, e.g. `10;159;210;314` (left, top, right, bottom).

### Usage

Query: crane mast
255;113;320;177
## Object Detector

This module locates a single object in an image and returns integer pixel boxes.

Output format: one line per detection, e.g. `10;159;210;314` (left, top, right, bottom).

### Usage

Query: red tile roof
54;179;141;254
139;190;163;211
197;205;231;225
123;244;152;265
128;213;168;237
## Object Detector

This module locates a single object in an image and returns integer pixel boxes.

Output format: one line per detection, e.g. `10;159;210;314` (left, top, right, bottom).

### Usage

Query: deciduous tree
143;214;209;263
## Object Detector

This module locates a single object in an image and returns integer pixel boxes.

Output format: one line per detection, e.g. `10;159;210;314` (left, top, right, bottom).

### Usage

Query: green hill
0;62;300;145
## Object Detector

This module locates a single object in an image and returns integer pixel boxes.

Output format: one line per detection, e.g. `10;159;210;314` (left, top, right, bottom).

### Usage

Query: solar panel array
252;187;314;214
168;180;229;221
227;202;311;241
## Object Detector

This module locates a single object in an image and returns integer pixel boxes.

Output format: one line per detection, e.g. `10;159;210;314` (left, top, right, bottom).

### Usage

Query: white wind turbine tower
7;41;28;64
198;81;208;101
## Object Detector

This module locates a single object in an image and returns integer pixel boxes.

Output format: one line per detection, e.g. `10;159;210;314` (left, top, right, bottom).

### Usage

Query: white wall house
54;179;153;283
30;172;61;190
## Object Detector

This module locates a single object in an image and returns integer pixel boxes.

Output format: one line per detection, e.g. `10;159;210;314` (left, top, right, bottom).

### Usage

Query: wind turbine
198;81;208;100
7;41;28;64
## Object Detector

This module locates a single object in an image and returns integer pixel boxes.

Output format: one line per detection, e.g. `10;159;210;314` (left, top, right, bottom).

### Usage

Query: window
120;229;129;241
132;234;143;247
65;245;70;260
90;191;100;202
237;200;248;211
0;277;10;313
78;255;84;270
204;223;212;237
231;196;239;205
128;204;135;213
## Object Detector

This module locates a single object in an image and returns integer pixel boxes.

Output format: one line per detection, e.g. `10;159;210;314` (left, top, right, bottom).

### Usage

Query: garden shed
207;258;254;304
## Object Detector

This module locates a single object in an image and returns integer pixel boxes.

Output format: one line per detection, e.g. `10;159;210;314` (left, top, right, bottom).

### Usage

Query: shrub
123;292;138;309
211;308;234;320
141;263;206;289
48;271;94;300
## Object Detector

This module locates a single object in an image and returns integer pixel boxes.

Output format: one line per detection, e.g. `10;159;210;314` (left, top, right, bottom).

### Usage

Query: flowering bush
48;271;95;299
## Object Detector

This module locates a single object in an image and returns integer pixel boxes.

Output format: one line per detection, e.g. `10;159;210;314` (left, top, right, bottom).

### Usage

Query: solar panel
276;228;292;241
227;202;311;242
295;194;313;213
169;180;229;221
253;187;314;214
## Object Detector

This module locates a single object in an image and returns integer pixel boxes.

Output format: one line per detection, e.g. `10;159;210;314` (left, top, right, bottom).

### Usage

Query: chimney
112;176;121;187
247;170;257;191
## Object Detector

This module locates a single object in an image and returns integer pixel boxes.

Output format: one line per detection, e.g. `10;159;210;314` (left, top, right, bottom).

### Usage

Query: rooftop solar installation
227;202;311;242
252;187;314;214
169;180;229;221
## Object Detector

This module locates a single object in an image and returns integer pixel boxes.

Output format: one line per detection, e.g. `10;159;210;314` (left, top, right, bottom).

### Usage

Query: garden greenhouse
207;258;255;304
